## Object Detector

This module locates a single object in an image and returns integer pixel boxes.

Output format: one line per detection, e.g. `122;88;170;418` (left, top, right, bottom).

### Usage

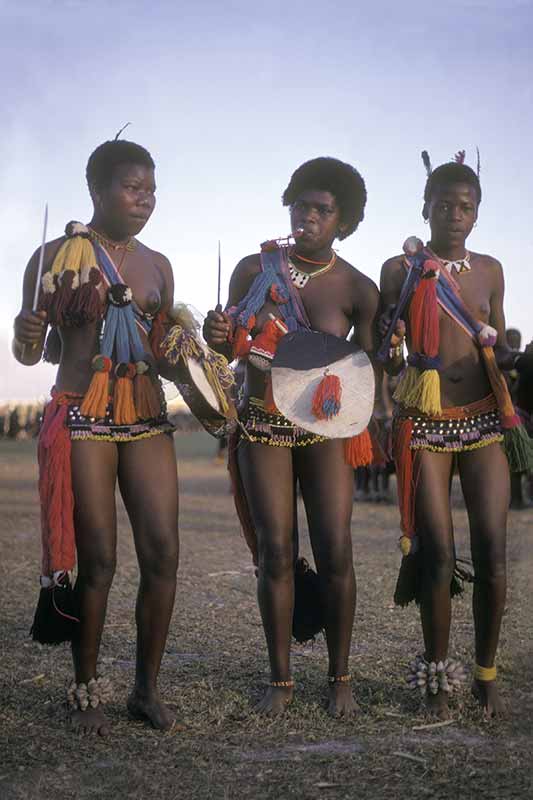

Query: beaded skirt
398;395;503;453
67;395;175;442
240;397;325;447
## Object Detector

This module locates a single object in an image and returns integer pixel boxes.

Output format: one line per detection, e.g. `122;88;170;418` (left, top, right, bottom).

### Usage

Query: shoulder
470;251;504;288
29;236;66;274
381;254;406;277
136;241;173;280
336;257;379;310
233;253;262;278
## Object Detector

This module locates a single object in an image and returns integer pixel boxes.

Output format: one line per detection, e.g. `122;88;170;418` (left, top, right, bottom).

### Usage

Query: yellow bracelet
474;663;497;682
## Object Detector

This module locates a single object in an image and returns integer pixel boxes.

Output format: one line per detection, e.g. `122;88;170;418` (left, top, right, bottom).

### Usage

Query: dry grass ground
1;436;532;800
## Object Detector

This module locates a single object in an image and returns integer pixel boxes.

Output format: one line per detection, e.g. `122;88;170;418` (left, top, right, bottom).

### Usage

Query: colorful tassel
311;373;342;420
113;363;137;425
399;369;442;416
343;429;373;467
80;356;112;419
134;363;161;420
233;320;254;359
502;425;533;473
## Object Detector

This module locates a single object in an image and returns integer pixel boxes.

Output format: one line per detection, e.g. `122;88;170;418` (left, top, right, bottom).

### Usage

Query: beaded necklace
88;226;137;253
288;252;337;289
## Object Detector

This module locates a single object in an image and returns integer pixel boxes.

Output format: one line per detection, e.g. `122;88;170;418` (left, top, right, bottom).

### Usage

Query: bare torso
35;235;172;394
231;253;379;400
382;251;504;408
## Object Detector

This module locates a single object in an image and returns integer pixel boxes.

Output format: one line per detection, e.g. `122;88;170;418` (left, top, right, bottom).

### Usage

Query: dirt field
1;436;532;800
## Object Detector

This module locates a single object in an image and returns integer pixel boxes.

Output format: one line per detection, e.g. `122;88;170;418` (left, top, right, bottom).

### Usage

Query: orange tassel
80;356;112;419
343;429;373;467
311;373;341;420
134;372;161;419
113;364;137;424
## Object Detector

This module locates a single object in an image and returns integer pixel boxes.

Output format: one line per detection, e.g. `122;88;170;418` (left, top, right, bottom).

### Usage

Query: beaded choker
88;227;137;253
288;253;337;289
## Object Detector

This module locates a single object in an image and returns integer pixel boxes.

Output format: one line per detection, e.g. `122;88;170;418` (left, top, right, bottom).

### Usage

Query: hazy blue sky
1;0;532;400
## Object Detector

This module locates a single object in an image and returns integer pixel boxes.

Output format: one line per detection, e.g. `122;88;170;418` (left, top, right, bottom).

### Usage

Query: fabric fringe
396;368;442;416
344;429;373;468
80;358;111;419
503;424;533;473
113;375;137;425
134;372;161;420
311;373;342;420
30;573;79;645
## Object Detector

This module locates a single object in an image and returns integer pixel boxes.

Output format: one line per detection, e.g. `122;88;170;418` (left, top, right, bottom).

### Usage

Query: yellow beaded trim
328;674;351;684
270;679;295;688
411;434;503;454
474;664;497;682
70;428;172;443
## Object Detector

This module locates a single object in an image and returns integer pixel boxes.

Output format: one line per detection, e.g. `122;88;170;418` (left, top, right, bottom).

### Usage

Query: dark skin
381;182;512;718
206;189;381;716
13;162;179;735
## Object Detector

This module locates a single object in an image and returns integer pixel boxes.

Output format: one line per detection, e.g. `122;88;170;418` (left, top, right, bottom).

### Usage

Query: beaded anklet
328;674;352;685
66;676;113;711
270;679;295;689
474;664;497;682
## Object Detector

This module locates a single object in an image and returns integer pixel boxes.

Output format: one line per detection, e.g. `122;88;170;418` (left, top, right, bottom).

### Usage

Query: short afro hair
86;140;155;191
423;162;481;219
282;157;367;239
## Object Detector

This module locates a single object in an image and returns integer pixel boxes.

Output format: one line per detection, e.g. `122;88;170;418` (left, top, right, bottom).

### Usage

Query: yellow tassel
393;367;419;405
399;535;412;556
51;235;97;277
394;368;442;415
114;377;137;424
80;370;109;419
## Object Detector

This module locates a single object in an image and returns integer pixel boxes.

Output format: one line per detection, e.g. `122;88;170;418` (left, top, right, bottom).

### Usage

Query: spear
22;203;48;358
216;239;222;311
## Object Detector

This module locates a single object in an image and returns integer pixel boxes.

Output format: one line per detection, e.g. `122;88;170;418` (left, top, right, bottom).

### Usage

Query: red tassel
409;273;439;356
344;429;373;467
38;397;76;575
311;373;341;420
48;271;76;328
392;418;420;540
233;320;254;359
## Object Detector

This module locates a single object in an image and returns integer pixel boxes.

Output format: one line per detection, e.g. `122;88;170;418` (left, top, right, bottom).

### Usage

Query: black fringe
292;557;325;643
394;552;475;607
30;574;79;645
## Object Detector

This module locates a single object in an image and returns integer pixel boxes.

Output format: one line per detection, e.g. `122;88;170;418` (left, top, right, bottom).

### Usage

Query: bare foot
327;682;358;718
254;685;294;716
425;690;451;720
472;680;506;717
127;689;175;731
69;706;111;736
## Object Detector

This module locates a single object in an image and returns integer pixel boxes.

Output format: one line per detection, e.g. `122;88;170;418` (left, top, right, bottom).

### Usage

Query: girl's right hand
13;309;47;345
203;307;231;346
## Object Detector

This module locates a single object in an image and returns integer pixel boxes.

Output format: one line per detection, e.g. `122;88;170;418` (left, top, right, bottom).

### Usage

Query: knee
472;542;506;583
138;526;179;581
78;548;116;589
257;531;293;581
423;543;455;585
315;533;353;580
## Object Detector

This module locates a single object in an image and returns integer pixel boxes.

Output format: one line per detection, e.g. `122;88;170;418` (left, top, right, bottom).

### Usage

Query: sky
1;0;532;401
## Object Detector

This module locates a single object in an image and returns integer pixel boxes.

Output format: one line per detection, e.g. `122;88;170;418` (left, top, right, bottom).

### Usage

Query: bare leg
118;434;179;730
296;440;357;717
237;440;294;715
414;450;455;718
459;443;509;716
70;440;119;736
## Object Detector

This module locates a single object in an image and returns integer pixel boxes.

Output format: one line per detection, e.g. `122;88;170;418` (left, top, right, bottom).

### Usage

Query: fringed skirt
399;395;503;454
67;393;175;442
240;396;325;448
